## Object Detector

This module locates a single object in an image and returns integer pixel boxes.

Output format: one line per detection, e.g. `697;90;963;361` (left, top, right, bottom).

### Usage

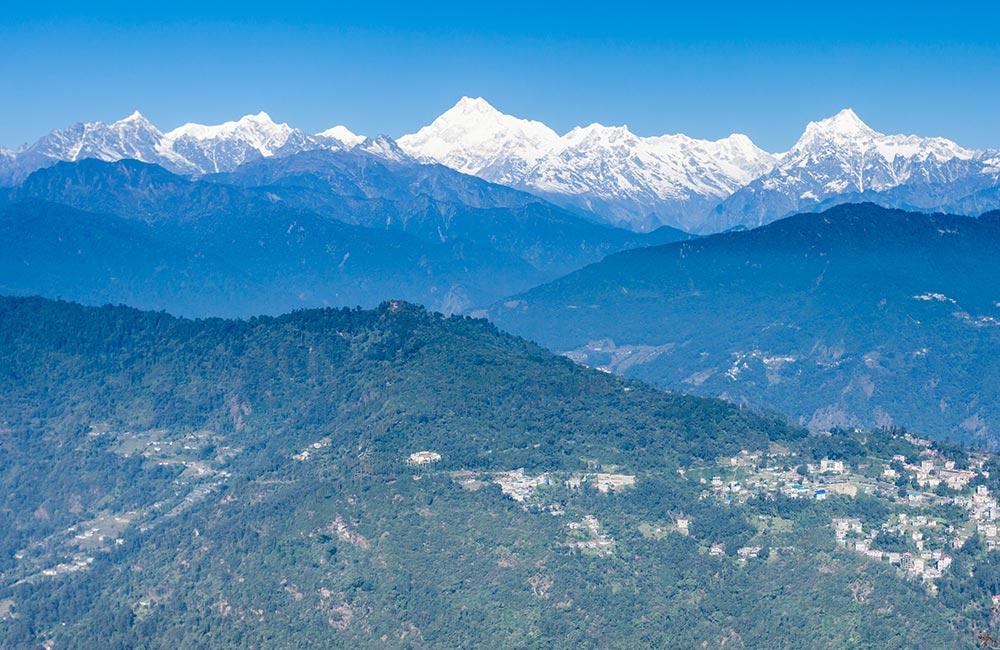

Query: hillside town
689;432;997;589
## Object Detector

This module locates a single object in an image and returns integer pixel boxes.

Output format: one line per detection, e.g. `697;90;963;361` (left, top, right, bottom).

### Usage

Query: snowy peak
18;112;165;168
115;110;152;126
0;109;367;183
789;108;973;162
706;110;986;233
795;108;878;146
451;96;505;116
357;134;410;162
162;112;293;151
158;112;309;173
315;125;365;147
562;123;638;146
398;97;560;183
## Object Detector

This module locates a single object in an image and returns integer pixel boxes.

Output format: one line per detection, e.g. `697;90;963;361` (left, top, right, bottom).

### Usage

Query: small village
7;427;233;588
406;430;1000;591
688;432;998;590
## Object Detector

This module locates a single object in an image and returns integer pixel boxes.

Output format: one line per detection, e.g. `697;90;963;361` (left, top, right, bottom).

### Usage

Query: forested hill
0;296;993;648
489;203;1000;447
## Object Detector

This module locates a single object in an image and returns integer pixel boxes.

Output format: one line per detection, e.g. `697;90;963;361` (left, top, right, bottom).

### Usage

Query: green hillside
0;296;994;648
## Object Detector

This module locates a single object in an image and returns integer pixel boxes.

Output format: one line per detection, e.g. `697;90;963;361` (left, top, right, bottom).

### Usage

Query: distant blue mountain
490;203;1000;446
4;154;686;315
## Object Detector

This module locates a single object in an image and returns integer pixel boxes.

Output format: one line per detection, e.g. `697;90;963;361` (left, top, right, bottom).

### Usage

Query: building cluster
487;469;636;503
566;515;616;555
962;484;1000;551
832;515;954;587
703;439;994;511
493;469;552;502
565;472;636;493
690;437;1000;590
705;455;866;503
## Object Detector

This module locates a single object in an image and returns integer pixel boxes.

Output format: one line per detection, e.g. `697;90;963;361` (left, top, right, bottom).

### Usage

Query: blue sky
2;1;998;151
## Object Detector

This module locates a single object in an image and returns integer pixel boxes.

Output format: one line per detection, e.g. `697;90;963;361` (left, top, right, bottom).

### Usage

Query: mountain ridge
3;100;1000;233
3;153;687;315
489;203;1000;447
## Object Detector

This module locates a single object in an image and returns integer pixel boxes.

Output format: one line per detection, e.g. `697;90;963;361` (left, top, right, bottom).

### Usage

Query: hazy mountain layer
489;203;1000;447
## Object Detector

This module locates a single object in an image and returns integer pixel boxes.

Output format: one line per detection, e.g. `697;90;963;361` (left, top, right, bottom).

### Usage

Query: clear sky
2;0;999;152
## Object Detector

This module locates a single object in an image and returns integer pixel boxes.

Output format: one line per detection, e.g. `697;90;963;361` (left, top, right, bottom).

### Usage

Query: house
406;451;442;465
783;484;810;498
833;518;863;535
593;473;636;493
820;459;846;474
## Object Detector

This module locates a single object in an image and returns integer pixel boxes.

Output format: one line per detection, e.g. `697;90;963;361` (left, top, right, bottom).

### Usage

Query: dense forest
0;296;995;648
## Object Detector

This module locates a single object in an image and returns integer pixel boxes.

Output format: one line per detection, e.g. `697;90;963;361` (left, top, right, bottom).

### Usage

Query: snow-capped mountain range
2;99;998;233
399;100;999;232
704;109;995;232
0;111;365;184
398;97;777;232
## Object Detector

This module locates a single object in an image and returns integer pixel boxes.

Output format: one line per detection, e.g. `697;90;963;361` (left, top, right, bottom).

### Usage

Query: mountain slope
0;296;984;648
208;148;689;275
0;189;543;316
10;156;686;312
0;200;244;311
490;203;1000;447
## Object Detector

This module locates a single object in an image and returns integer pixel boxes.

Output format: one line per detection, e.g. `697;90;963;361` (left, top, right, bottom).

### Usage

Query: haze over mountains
3;99;999;233
490;203;1000;447
0;150;682;316
5;102;1000;647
